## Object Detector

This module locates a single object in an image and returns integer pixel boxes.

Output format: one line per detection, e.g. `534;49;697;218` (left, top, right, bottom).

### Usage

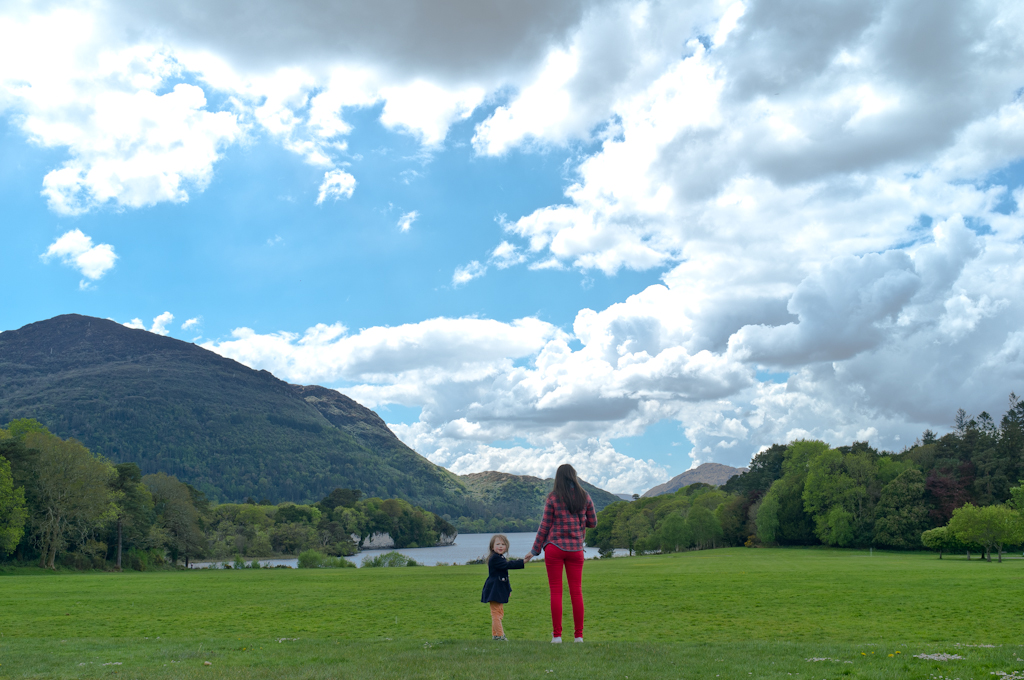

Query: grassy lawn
1;548;1021;679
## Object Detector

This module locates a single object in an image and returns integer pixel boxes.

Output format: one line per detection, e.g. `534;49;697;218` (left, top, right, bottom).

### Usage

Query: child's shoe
492;635;508;641
574;637;584;643
551;636;562;644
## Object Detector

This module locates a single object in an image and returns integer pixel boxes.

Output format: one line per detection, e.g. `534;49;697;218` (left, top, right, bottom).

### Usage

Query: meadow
1;548;1022;679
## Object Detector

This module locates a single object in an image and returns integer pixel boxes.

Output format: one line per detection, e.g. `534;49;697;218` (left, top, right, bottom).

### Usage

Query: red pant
544;544;585;638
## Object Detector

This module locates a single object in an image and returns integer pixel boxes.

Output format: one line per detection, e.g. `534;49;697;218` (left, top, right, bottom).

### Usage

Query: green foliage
802;444;877;547
0;456;27;555
755;488;780;545
873;469;930;548
612;505;653;555
361;550;420;567
655;513;691;552
144;472;206;565
948;503;1024;562
297;549;355;568
686;505;723;549
919;526;977;558
23;431;116;569
721;443;786;496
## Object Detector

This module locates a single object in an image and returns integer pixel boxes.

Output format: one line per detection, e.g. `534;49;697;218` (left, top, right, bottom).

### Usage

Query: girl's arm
491;553;524;570
530;496;555;555
584;494;597;529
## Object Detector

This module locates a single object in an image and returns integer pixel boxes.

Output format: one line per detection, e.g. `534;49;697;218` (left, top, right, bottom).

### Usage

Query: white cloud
122;312;175;335
489;241;527;269
150;312;174;335
181;317;201;330
10;0;1024;491
316;169;356;204
452;261;487;286
397;210;419;233
40;229;117;286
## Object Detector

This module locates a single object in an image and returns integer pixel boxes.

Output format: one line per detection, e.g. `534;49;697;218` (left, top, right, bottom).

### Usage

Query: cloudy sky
3;0;1024;493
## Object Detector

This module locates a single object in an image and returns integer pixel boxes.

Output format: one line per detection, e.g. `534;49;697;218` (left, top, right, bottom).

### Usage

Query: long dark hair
553;464;587;514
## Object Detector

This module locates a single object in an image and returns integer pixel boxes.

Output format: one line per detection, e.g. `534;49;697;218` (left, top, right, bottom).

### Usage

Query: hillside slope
0;314;470;513
641;462;749;497
460;470;621;515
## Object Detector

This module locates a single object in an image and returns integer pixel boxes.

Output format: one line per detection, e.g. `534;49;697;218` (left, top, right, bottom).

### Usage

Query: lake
188;532;619;568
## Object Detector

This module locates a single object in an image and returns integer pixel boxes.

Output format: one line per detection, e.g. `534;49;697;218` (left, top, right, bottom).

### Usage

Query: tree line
0;419;455;570
586;394;1024;559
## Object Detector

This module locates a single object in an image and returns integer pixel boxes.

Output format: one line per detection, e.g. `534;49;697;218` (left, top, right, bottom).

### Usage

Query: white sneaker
551;636;562;644
574;637;584;643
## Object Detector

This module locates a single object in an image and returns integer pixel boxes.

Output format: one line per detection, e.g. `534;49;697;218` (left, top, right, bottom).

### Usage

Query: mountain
460;470;622;517
641;462;749;497
0;314;621;523
0;314;471;512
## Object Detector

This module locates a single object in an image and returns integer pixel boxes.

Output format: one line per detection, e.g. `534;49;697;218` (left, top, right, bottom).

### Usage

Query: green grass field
1;548;1022;679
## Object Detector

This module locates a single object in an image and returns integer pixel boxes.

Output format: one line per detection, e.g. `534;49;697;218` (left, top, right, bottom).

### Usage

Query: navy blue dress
480;552;524;604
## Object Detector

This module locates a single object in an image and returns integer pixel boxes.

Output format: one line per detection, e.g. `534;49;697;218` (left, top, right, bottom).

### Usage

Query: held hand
523;554;532;563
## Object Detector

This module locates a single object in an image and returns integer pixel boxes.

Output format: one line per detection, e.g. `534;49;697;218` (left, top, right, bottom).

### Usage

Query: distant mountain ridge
0;314;619;523
460;470;620;515
642;462;749;497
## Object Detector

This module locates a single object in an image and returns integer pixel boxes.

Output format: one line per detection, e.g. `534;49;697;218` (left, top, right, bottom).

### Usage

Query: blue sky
3;0;1024;492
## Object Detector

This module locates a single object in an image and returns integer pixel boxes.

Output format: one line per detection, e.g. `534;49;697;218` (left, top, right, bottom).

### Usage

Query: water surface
189;532;618;568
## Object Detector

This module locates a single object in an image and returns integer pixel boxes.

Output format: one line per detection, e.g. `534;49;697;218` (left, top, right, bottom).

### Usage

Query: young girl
480;533;525;640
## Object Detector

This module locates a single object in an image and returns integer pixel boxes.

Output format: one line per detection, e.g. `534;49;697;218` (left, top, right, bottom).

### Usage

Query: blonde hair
487;533;510;561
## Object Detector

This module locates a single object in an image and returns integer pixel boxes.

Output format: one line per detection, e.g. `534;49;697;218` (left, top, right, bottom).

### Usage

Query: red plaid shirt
530;492;597;555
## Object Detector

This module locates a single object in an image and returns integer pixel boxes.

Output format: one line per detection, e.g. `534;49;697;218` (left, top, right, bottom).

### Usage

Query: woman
526;463;597;643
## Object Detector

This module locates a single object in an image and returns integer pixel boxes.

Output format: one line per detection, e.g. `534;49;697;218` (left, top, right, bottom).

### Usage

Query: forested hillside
588;395;1024;560
0;314;471;512
456;471;621;532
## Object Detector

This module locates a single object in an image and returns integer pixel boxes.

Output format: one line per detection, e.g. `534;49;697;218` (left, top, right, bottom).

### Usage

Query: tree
24;432;115;569
109;463;153;570
722;444;787;496
948;503;1024;562
0;456;27;556
612;505;653;555
686;505;723;550
803;445;876;547
873;469;931;549
755;488;781;545
656;513;691;553
769;440;822;545
144;473;206;567
920;526;974;559
715;494;749;546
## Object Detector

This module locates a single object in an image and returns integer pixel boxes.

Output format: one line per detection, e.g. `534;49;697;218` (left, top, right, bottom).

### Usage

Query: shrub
298;549;355;568
361;551;419;568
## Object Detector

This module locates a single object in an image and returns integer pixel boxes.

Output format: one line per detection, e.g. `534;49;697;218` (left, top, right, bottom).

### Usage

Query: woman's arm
530;496;555;555
584;495;597;529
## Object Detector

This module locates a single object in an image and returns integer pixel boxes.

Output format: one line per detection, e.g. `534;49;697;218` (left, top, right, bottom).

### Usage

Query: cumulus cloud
123;312;175;335
181;317;201;330
397;210;418;232
316;169;356;204
204;207;1024;491
452;260;487;286
40;229;117;287
150;312;174;335
0;8;242;214
11;0;1024;491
